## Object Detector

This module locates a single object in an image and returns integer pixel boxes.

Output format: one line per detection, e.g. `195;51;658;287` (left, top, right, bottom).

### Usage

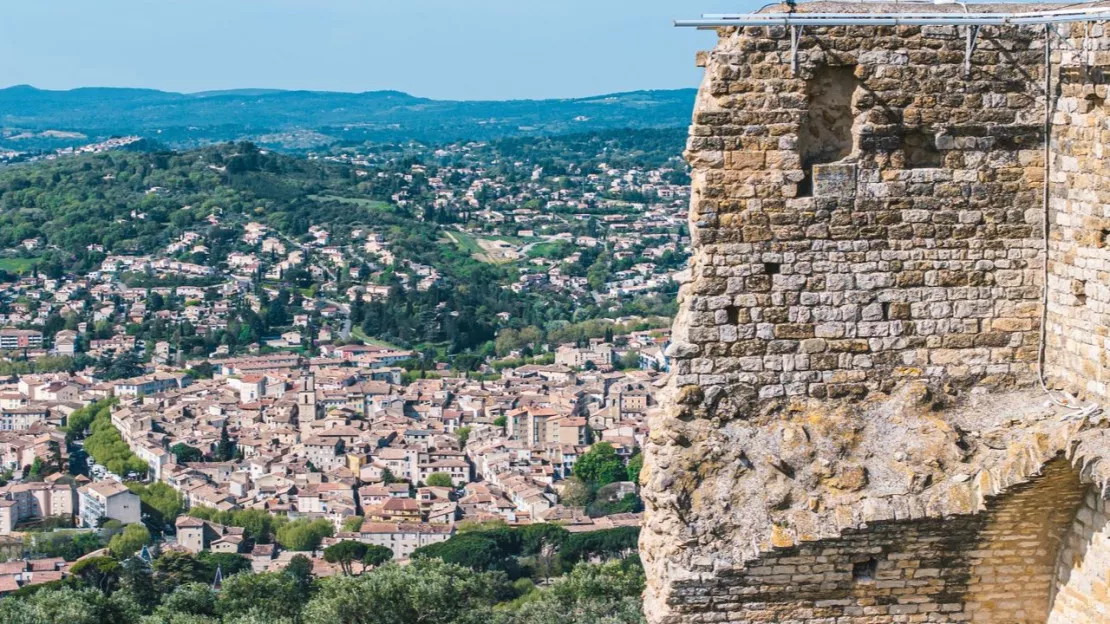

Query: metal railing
676;5;1110;27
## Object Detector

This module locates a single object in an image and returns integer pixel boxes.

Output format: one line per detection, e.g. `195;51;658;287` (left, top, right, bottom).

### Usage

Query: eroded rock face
644;4;1110;622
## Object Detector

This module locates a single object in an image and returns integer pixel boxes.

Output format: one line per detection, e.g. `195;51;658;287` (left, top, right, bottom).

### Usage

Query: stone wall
1045;24;1110;401
1048;489;1110;623
644;4;1110;624
668;21;1047;408
666;460;1084;623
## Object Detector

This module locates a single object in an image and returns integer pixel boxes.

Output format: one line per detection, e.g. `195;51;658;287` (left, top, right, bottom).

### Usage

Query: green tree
412;531;521;578
129;481;184;526
84;403;148;477
617;350;640;370
425;472;454;488
198;552;252;579
106;352;143;381
559;476;593;507
495;329;521;357
0;586;135;624
380;468;398;484
323;540;368;575
455;426;472;449
217;571;302;621
185;362;215;380
572;443;626;487
626;452;643;485
26;530;102;560
521;524;569;582
170;443;205;463
66;400;108;442
153;551;210;590
362;544;393;568
109;523;151;558
213;424;234;462
186;507;277;544
47;440;64;475
341;515;365;533
70;556;122;593
120;557;157;612
284;554;315;601
276;518;334;551
520;524;569;556
228;509;276;544
556;527;640;569
154;582;217;620
495;562;645;624
303;559;508;624
28;456;45;481
586;251;612;292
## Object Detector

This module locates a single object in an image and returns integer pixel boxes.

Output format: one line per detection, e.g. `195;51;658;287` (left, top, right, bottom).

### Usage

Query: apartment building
0;330;43;351
77;481;140;527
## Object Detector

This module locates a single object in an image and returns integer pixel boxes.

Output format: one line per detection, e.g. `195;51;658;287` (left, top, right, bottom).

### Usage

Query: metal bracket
1048;23;1075;49
1083;21;1091;73
965;24;981;77
790;24;804;75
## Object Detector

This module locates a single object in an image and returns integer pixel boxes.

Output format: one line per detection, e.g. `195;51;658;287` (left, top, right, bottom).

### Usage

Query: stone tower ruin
643;3;1110;622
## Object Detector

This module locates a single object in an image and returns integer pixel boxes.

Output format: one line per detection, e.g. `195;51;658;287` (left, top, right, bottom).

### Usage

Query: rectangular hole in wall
852;559;878;582
1073;279;1089;307
796;172;813;198
1101;228;1110;248
764;262;781;276
798;65;859;198
881;302;891;320
725;305;741;325
903;130;942;168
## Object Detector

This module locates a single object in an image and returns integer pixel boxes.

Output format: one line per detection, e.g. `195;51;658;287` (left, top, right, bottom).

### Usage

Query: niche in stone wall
1084;89;1106;114
798;65;859;197
1073;279;1089;307
903;130;942;168
852;558;878;582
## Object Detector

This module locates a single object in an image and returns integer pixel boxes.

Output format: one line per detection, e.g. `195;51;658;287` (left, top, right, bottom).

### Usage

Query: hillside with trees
0;538;645;624
0;86;696;152
0;132;684;362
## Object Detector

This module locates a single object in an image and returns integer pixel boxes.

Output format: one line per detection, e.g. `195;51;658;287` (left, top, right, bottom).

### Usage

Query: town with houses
0;135;144;166
0;134;686;593
320;138;689;303
0;331;666;589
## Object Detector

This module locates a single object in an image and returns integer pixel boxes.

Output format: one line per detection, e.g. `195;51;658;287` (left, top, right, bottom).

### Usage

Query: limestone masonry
644;3;1110;622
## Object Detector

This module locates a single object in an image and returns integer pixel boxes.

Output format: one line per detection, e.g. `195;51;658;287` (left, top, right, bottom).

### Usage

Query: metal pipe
975;5;1110;18
676;16;1109;27
1011;13;1110;24
699;6;1110;19
677;17;1011;26
679;7;1110;28
700;12;1020;19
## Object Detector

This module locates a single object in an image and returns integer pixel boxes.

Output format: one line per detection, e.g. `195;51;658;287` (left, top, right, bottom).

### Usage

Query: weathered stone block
813;163;858;198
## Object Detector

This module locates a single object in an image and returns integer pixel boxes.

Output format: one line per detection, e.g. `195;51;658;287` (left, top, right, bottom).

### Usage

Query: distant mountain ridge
0;85;697;151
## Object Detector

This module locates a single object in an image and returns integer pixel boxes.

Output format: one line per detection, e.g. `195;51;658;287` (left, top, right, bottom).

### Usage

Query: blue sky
0;0;759;100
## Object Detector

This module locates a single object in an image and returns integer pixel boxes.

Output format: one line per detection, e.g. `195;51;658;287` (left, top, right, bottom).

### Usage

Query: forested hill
0;143;364;255
0;86;696;151
0;134;681;357
0;142;526;356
